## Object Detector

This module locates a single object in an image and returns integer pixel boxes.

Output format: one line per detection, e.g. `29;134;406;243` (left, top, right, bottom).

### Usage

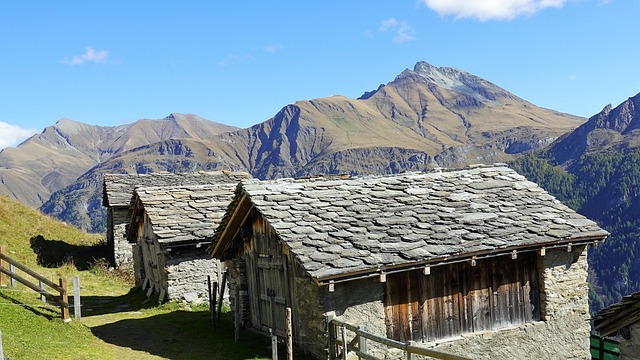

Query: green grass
0;195;303;360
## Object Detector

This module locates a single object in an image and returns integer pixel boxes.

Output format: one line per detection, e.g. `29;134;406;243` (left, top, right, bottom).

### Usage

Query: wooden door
246;216;290;336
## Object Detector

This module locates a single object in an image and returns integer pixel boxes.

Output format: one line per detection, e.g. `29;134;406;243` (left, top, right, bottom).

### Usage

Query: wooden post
217;270;227;321
73;276;81;320
358;325;367;356
0;245;5;285
269;288;278;360
327;314;336;360
212;281;218;329
234;285;240;342
341;325;348;360
271;328;278;360
59;277;70;322
286;307;293;360
407;341;416;360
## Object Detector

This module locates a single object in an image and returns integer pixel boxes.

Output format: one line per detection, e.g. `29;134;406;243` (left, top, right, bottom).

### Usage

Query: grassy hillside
0;195;282;360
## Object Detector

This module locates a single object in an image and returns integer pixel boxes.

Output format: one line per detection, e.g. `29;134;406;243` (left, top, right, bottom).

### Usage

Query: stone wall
620;323;640;360
112;208;134;271
164;248;220;303
428;246;591;360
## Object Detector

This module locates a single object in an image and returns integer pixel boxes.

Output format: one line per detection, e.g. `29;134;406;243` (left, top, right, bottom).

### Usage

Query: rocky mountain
0;113;238;208
548;92;640;166
8;61;587;232
511;91;640;315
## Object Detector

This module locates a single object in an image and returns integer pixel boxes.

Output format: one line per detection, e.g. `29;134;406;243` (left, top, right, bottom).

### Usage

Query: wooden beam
210;193;252;257
596;300;640;335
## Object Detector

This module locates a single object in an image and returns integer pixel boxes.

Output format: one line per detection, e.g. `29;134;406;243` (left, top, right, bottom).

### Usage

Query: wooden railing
0;246;70;322
327;315;471;360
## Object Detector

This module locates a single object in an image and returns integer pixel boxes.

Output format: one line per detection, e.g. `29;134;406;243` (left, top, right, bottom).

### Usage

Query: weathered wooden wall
384;252;539;342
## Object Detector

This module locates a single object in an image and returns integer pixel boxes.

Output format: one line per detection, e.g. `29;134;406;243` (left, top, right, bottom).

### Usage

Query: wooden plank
384;280;396;340
459;264;473;334
491;257;509;328
407;272;421;342
471;264;491;332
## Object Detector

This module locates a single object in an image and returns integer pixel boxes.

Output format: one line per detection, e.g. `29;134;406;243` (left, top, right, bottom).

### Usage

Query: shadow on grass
30;235;111;270
82;287;161;316
89;309;299;360
0;291;59;320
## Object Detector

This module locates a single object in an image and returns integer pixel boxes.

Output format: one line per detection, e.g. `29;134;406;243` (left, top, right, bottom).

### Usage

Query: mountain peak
408;61;521;103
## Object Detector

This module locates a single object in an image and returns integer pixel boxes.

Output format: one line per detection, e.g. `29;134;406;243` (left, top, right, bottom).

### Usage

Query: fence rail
0;246;70;321
327;315;471;360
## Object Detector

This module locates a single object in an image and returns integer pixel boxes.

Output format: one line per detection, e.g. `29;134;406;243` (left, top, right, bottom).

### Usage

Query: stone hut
102;171;248;270
594;292;640;359
209;164;608;359
127;182;242;301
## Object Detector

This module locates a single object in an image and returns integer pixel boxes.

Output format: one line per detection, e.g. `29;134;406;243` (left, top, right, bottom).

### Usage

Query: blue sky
0;0;637;149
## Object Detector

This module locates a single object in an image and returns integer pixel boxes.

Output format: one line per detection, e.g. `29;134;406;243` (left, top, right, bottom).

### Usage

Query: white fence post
39;279;46;302
9;264;16;287
0;328;4;360
73;276;81;320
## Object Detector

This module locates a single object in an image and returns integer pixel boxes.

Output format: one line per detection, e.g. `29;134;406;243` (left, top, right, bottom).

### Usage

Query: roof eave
312;234;607;286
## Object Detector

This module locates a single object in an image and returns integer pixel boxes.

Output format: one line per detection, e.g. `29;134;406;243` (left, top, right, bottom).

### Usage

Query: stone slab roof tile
104;170;250;207
134;183;239;244
214;164;609;281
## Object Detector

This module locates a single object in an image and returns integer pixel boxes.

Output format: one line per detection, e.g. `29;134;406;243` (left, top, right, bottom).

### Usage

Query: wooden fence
0;246;71;322
327;315;471;360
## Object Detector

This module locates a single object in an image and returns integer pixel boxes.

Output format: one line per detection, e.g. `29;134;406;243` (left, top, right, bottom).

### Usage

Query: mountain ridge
30;61;587;232
0;113;239;207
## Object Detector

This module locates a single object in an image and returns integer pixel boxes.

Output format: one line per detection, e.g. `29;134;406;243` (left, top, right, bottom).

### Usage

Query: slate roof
211;164;608;282
594;291;640;336
103;171;250;207
131;183;240;245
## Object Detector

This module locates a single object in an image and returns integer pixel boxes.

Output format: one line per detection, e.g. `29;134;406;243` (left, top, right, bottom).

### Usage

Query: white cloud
217;53;254;66
420;0;567;21
0;122;38;149
263;44;283;54
62;47;109;65
379;18;416;44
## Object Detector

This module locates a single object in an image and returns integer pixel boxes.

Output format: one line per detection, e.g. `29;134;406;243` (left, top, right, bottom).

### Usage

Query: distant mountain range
0;113;238;208
2;61;583;232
